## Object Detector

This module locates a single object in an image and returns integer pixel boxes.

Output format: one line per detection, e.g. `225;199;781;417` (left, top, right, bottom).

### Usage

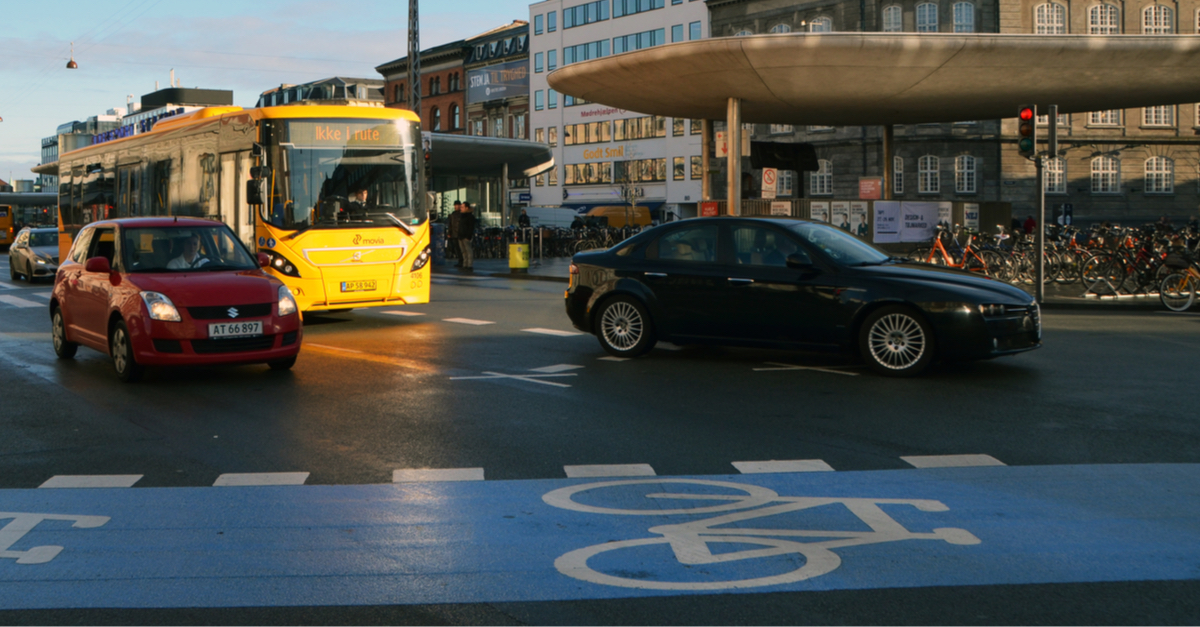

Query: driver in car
167;233;210;270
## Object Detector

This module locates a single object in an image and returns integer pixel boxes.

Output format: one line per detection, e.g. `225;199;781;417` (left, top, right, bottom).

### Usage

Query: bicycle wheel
906;247;934;264
1159;272;1197;311
979;250;1013;281
1082;253;1126;296
1055;249;1082;284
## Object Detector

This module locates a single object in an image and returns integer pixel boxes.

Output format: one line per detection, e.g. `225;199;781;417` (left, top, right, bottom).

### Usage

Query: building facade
377;40;468;134
707;0;1200;225
255;77;384;108
464;21;531;142
529;0;710;218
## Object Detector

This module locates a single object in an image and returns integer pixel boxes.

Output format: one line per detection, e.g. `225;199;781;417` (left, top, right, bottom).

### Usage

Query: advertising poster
858;177;882;200
850;201;869;238
831;201;850;230
899;202;940;243
964;203;980;230
873;201;901;243
809;201;829;223
770;201;791;216
937;203;953;228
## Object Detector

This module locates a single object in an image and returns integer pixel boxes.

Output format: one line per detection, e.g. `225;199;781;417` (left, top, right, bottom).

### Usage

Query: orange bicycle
1159;249;1199;311
908;225;1010;279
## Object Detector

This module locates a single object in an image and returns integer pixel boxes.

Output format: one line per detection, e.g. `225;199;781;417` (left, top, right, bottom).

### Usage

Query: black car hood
856;262;1033;302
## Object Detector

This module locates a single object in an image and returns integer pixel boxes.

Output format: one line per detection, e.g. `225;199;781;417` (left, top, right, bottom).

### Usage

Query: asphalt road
1;258;1198;625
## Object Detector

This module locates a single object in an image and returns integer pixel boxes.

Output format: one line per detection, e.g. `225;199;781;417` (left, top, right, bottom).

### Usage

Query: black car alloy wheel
596;296;656;357
859;305;935;377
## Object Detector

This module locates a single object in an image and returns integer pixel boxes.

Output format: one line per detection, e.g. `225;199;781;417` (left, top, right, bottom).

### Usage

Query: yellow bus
0;204;11;249
43;102;430;312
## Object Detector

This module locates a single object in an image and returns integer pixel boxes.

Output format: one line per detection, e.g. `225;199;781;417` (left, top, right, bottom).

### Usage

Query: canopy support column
701;119;712;202
882;125;894;200
726;97;742;216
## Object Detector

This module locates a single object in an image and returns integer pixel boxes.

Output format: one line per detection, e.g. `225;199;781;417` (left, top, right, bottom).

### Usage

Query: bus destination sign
288;122;407;148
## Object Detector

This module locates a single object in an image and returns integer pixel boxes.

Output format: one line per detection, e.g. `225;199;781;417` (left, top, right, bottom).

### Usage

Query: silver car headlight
140;291;182;322
277;285;298;317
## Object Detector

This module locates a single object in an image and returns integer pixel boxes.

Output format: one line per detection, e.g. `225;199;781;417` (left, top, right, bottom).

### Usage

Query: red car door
73;226;118;348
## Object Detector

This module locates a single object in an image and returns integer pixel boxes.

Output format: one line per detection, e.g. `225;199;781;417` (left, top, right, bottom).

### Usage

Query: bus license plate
208;320;263;339
341;280;376;292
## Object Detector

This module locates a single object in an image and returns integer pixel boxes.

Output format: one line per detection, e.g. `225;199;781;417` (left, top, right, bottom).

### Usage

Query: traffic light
1017;105;1037;158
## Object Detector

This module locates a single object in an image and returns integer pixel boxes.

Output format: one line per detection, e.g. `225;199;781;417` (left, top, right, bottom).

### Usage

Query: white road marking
39;475;143;488
1156;310;1200;316
0;295;42;308
305;343;364;354
753;362;861;376
212;472;310;487
28;291;52;299
732;459;835;474
597;356;629;362
564;464;656;478
382;310;426;317
522;328;585;337
901;454;1006;468
449;371;576;388
0;282;16;290
392;467;485;482
529;364;585;374
443;318;495;326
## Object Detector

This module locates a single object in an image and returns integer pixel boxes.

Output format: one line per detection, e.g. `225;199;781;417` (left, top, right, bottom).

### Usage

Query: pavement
432;256;1166;311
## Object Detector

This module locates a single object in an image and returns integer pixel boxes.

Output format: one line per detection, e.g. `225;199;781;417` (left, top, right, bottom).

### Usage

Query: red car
50;218;302;382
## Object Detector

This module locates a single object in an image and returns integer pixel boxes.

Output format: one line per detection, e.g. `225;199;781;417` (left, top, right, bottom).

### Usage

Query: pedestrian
1023;215;1036;235
458;201;477;271
518;209;531;229
448;201;463;266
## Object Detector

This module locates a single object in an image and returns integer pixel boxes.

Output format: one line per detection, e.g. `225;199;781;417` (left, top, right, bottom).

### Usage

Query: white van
521;206;580;228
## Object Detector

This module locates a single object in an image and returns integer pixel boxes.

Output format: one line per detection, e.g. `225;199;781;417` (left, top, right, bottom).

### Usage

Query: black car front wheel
595;296;656;358
859;305;935;377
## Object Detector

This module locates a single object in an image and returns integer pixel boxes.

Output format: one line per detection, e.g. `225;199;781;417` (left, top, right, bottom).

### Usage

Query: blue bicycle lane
1;463;1198;610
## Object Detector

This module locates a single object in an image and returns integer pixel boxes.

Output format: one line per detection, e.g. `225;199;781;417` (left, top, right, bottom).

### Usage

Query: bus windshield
263;119;424;231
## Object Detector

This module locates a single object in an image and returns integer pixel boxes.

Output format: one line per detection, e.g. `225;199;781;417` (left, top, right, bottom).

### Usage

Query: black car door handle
645;272;668;278
728;278;754;285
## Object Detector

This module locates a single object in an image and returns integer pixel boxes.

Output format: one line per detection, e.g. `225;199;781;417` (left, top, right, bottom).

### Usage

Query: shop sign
467;60;530;104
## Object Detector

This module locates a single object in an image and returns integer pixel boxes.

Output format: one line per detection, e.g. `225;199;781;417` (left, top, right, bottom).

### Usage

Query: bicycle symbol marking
543;478;980;591
0;512;110;565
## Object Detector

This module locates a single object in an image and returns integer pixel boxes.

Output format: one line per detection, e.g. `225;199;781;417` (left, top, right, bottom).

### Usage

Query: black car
565;217;1041;376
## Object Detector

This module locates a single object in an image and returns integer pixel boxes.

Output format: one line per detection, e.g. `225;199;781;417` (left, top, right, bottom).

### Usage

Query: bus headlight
140;291;182;322
277;285;298;317
410;245;432;272
268;251;301;278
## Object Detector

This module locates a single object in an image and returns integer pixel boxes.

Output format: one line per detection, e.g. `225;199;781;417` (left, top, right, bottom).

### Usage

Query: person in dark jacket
518;209;531;228
457;202;477;270
447;200;463;266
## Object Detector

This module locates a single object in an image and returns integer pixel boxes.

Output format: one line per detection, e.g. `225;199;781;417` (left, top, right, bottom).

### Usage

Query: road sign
761;168;777;199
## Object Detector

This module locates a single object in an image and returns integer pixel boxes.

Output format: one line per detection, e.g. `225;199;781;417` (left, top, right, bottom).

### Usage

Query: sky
0;0;536;185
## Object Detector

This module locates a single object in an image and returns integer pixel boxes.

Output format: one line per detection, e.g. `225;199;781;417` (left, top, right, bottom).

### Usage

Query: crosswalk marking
522;328;584;337
732;459;835;474
39;475;143;488
213;472;310;487
28;291;52;299
902;454;1006;468
393;468;485;483
0;295;41;308
529;364;585;374
444;318;495;325
0;281;17;290
564;464;656;478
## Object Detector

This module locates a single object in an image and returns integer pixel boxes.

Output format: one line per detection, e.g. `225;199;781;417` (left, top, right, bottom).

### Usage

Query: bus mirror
246;179;266;205
251;143;263;157
250;166;267;179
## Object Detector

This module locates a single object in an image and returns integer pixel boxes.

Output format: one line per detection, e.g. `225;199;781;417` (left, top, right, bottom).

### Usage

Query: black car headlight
267;251;301;278
410;245;431;272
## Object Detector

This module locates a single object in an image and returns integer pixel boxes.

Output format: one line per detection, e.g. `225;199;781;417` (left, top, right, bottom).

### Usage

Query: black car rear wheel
859;305;935;377
595;296;656;358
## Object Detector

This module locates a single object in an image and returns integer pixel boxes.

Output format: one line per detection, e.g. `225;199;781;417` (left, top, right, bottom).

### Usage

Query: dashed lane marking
529;364;585;374
38;475;143;489
393;468;485;482
444;318;495;325
902;454;1007;468
0;295;42;308
597;356;629;362
213;472;310;487
733;460;836;474
449;371;577;388
754;362;862;376
381;310;426;317
305;343;364;354
564;464;657;478
523;328;585;337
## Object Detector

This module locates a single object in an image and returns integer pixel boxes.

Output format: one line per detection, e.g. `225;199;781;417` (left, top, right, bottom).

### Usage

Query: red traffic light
1018;107;1035;121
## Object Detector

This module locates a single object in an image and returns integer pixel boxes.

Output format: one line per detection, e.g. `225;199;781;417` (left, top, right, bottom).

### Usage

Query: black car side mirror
785;253;815;270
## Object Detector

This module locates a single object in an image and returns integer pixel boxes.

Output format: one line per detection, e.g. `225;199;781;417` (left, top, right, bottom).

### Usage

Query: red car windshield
121;226;258;273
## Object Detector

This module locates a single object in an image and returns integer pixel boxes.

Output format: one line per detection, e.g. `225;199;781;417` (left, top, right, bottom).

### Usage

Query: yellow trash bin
509;243;530;272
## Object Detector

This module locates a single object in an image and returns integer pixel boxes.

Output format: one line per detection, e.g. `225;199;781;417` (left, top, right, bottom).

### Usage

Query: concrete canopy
429;134;553;178
547;34;1200;126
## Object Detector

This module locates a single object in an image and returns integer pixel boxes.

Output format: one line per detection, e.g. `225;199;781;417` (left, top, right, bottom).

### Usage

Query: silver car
8;227;59;282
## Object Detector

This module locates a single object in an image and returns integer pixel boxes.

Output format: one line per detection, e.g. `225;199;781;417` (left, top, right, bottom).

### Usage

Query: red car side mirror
84;256;111;274
257;252;271;268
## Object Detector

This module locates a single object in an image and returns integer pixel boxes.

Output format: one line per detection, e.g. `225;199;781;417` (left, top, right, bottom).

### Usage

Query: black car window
655;225;718;263
731;225;808;267
786;222;889;265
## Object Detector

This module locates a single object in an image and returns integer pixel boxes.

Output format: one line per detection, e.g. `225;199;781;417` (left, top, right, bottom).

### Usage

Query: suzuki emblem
227;307;239;318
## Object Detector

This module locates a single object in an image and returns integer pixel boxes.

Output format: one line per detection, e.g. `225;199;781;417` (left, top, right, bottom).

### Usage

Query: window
548;10;557;31
953;2;975;32
535;174;545;187
1037;112;1069;126
691;156;703;180
431;107;441;132
548;126;558;146
770;24;792;33
614;158;667;183
1090;109;1120;125
613;115;668;140
955;155;976;194
1089;4;1120;33
735;29;754;36
731;225;805;267
451;104;460;130
534;14;543;34
473;118;484;136
691;119;703;134
614;28;666;54
1143;5;1173;33
548;166;558;186
1045;157;1066;194
769;124;794;134
918;155;939;193
673;156;685;180
808;125;834;132
1091;156;1120;194
515;113;526;139
613;0;666;18
811;159;833;195
393;84;401;102
779;171;795;196
535;128;545;143
493;117;505;138
1144;105;1174;126
548;49;557;71
893;156;904;194
883;5;903;31
563;39;610;65
535;90;544;111
690;21;703;39
535;52;544;72
809;17;832;32
1146;157;1174;193
917;3;938;31
673;118;685;136
672;24;684;41
1035;3;1067;34
548;89;558;109
563;1;608;28
653;224;717;263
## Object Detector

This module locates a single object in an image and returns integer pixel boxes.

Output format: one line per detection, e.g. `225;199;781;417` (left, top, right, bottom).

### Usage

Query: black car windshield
786;222;891;266
121;226;258;273
29;231;57;247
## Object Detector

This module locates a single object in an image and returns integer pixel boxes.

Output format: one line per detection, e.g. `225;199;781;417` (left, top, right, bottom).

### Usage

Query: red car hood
128;271;278;308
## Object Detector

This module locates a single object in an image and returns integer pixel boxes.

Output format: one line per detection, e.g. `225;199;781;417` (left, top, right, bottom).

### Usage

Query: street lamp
66;42;78;69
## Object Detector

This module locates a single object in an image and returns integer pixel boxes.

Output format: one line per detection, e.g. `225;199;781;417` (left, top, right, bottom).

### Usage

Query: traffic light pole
1035;155;1045;303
